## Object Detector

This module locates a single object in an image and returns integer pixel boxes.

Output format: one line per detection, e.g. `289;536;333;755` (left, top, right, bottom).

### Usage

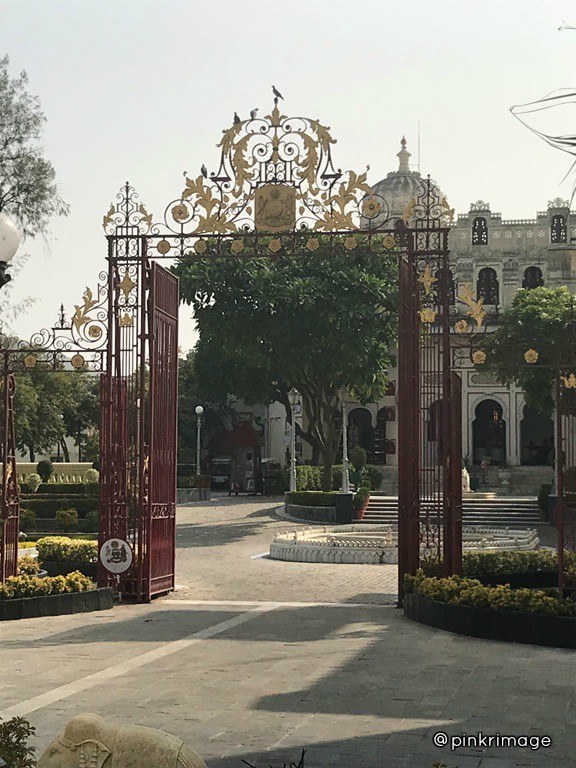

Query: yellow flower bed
405;571;576;618
0;571;93;600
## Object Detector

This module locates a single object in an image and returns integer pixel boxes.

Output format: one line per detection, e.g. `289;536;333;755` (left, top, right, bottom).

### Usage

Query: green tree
0;55;69;237
177;349;229;466
175;238;398;490
481;286;576;413
13;366;99;462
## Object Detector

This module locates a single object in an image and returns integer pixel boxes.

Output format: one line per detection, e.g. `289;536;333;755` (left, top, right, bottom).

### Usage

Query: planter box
43;561;98;578
284;502;336;524
0;588;113;621
404;592;576;648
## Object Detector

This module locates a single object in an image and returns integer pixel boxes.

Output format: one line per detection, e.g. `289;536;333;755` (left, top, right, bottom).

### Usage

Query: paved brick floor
0;497;573;768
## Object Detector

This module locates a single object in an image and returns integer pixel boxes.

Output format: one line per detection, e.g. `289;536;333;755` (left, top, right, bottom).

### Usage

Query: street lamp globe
195;405;204;416
0;212;22;289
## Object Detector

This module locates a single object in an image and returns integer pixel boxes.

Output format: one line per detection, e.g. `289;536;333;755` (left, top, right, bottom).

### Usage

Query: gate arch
2;98;461;602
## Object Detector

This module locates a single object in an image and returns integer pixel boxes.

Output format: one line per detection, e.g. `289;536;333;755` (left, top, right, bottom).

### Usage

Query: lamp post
288;388;300;492
338;388;350;493
0;212;22;290
195;405;204;476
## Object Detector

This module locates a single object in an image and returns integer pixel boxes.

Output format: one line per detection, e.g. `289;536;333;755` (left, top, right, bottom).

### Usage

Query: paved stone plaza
1;497;574;767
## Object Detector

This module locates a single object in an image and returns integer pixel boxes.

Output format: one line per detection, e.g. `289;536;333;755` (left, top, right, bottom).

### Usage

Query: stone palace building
266;139;576;494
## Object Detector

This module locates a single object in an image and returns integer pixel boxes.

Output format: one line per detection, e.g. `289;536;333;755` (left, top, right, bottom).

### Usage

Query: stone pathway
0;496;573;768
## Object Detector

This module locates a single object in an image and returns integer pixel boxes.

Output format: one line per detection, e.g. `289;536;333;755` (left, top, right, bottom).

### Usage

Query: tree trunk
60;437;70;462
29;446;35;462
321;417;336;491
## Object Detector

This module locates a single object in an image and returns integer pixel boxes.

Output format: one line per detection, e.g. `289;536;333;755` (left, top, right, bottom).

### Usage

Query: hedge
36;537;98;564
421;550;573;580
287;491;339;507
36;483;87;495
294;464;383;491
17;498;97;518
404;571;576;618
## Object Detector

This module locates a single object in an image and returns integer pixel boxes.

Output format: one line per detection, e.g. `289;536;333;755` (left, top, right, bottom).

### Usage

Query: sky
2;0;576;352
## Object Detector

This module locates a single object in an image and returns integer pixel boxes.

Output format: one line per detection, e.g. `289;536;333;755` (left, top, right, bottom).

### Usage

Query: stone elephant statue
38;713;207;768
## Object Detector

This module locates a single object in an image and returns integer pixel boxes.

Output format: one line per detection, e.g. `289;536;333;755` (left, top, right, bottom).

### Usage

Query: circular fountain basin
269;524;540;565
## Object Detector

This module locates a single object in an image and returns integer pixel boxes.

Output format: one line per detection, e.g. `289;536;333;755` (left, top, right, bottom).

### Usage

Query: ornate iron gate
99;199;180;601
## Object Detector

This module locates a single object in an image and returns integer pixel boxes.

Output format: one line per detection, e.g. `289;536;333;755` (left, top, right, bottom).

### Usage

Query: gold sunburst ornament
455;319;468;334
562;373;576;388
230;240;244;254
194;239;207;254
23;354;37;369
524;349;539;364
344;236;357;251
382;234;396;250
306;237;320;252
472;350;487;365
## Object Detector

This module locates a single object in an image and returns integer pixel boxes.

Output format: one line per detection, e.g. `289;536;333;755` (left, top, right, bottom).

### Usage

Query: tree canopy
481;286;576;413
0;55;69;238
174;237;398;489
13;366;99;462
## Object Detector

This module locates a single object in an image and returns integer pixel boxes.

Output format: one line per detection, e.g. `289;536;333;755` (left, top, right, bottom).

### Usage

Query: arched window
472;217;488;245
437;267;456;304
522;266;544;289
477;267;499;305
551;214;567;244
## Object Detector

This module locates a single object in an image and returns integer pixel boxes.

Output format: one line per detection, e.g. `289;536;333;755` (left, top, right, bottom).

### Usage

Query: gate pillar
0;359;19;581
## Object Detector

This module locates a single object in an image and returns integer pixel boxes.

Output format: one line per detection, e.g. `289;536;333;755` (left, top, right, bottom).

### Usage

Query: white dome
367;138;446;226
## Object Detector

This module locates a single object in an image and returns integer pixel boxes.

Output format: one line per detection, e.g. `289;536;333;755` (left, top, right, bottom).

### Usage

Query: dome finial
397;136;411;173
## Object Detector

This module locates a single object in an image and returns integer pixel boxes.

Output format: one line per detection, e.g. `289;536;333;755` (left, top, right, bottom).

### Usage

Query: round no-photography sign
99;538;133;574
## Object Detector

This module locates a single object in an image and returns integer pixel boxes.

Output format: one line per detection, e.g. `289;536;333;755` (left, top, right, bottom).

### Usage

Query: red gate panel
145;262;179;597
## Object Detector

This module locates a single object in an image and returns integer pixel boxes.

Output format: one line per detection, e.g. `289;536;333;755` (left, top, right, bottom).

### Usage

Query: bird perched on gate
272;85;284;101
200;163;208;179
234;111;241;124
250;108;259;119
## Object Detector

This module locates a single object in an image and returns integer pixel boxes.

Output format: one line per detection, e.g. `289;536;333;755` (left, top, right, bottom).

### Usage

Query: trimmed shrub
36;459;54;483
55;508;79;532
17;498;97;517
420;550;563;580
36;536;98;564
25;473;42;493
84;468;99;483
19;509;36;531
38;483;86;495
287;491;338;507
0;571;93;600
17;555;41;576
354;485;370;514
350;446;367;472
83;510;99;533
363;465;383;491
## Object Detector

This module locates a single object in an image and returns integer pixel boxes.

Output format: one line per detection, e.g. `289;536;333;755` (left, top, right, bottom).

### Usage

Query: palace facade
265;140;576;493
